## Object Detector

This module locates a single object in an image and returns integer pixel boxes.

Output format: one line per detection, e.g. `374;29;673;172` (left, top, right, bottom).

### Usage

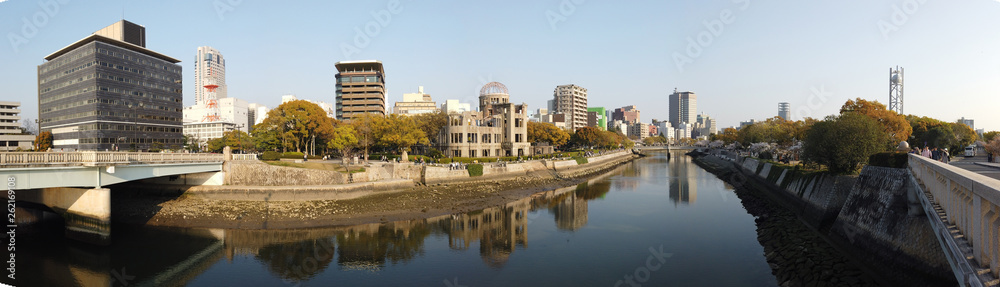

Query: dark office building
335;60;386;121
38;20;183;151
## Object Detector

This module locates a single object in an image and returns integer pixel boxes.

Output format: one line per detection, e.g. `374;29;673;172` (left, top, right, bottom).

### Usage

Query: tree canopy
252;100;335;154
527;121;570;147
840;98;911;144
803;113;891;174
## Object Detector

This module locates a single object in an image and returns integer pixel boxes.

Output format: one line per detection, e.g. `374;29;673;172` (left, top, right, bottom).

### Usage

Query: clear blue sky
3;0;999;132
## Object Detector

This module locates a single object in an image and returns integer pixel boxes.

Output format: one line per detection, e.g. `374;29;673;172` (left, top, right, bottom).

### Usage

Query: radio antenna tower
202;66;221;122
889;66;903;115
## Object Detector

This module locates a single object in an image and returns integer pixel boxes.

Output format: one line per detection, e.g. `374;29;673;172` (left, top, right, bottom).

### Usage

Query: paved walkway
948;154;1000;180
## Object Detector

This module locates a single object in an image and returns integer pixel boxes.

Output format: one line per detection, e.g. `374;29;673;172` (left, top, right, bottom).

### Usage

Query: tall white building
0;101;34;151
183;97;249;132
653;120;675;140
552;84;588;130
248;103;270;126
393;86;439;115
696;114;717;137
194;46;227;106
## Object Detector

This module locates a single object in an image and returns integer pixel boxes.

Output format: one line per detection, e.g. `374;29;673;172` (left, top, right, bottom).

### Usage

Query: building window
453;150;461;157
469;150;476;158
483;149;490;157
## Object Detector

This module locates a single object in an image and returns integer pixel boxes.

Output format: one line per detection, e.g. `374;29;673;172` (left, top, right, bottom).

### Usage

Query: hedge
868;152;909;168
467;164;483;177
261;151;281;161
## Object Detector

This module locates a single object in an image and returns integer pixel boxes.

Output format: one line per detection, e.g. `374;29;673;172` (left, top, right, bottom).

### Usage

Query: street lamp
128;102;144;152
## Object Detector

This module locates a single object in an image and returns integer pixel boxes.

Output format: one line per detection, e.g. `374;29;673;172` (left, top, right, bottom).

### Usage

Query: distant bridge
1;151;255;245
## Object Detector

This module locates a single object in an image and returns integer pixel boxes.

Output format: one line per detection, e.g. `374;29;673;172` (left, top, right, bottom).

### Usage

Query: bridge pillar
21;187;111;246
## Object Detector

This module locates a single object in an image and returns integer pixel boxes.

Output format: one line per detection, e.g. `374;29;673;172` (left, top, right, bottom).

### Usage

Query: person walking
942;148;950;163
921;147;932;158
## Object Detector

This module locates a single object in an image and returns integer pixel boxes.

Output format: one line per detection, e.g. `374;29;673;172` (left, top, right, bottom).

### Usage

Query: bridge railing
0;152;224;167
909;154;1000;279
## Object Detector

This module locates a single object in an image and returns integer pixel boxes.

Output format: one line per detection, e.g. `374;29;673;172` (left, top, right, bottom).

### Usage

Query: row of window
40;86;96;105
97;73;182;95
450;133;518;144
41;98;180;114
38;47;97;74
41;109;180;124
40;73;95;93
97;61;180;83
39;61;97;84
97;48;180;74
337;76;381;84
74;138;183;145
78;123;181;133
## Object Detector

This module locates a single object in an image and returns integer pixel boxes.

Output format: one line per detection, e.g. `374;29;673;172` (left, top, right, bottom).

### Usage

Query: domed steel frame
480;82;509;96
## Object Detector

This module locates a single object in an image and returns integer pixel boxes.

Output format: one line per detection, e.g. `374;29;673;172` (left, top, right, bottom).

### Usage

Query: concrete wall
701;152;952;286
224;161;347;186
134;171;225;186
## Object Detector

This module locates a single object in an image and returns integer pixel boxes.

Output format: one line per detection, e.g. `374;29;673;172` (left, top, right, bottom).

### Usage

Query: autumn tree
985;137;1000;162
206;130;253;153
349;113;384;162
35;131;52;151
527;121;570;147
571;126;604;148
377;114;429;153
984;131;1000;143
411;111;448;145
714;127;740;144
840;98;911;144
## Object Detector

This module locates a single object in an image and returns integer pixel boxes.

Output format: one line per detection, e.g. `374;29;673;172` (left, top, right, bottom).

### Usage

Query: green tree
527;121;570;147
35;131;52;151
714;127;740;144
803;113;891;174
984;131;1000;143
183;134;201;152
350;113;384;162
327;124;359;168
254;100;335;154
206;130;253;153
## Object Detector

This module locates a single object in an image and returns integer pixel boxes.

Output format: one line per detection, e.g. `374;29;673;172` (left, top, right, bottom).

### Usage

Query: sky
2;0;1000;132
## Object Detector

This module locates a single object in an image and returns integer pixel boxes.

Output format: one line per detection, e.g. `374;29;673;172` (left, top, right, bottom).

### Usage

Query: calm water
14;151;779;287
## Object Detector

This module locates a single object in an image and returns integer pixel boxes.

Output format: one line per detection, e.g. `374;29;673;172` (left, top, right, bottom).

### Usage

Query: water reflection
669;151;698;204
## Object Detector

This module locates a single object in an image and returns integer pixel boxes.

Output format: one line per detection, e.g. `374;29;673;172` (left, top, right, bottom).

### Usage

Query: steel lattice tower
889;67;903;115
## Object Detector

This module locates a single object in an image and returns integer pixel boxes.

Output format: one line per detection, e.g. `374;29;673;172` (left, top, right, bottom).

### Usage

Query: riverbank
110;151;639;229
691;150;954;287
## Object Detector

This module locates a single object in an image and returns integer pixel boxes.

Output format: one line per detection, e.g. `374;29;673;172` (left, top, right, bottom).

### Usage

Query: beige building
550;84;588;131
393;86;438;115
0;101;34;151
335;60;386;121
437;82;531;158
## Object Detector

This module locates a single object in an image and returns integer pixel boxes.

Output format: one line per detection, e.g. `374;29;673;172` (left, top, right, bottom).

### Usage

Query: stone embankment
133;150;638;202
691;150;955;287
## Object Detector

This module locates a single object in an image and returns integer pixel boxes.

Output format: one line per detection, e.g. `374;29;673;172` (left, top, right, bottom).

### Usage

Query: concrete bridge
909;154;1000;286
0;151;252;245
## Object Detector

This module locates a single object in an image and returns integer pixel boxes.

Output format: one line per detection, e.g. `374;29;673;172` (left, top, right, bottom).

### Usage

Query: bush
281;152;305;159
868;152;909;168
261;151;281;161
467;164;483;177
572;155;588;165
803;113;891;174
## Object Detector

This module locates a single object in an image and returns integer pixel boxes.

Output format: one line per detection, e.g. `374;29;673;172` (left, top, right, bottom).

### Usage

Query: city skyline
4;1;1000;131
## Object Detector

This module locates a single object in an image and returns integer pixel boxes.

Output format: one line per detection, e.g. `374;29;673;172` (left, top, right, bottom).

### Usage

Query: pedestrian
921;147;931;158
942;148;950;163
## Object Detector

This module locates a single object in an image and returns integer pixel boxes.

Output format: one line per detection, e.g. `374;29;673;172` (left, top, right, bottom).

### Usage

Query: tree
183;134;201;152
378;114;428;153
984;131;1000;143
527;121;570;147
350;113;384;162
35;131;52;151
642;135;667;146
411;111;448;145
327;125;359;167
803;113;891;174
206;130;253;153
840;98;911;144
254;100;335;154
20;119;36;135
985;137;1000;162
949;121;978;153
570;126;604;148
714;127;739;144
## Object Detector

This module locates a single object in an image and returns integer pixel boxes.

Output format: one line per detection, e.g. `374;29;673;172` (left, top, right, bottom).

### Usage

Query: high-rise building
38;20;183;151
552;84;588;130
778;102;790;120
669;90;697;127
586;107;606;130
336;60;386;121
394;86;439;115
247;103;269;127
696;114;717;137
959;117;975;130
194;46;227;106
0;101;35;151
611;105;640;124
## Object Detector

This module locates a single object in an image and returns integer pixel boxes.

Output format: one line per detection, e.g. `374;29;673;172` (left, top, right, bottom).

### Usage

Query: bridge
909;154;1000;286
0;151;253;245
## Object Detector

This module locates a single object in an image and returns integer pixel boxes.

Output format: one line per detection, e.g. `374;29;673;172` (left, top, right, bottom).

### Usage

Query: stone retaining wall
225;161;348;186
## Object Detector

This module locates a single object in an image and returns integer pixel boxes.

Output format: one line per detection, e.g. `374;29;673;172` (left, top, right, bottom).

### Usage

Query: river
14;151;786;287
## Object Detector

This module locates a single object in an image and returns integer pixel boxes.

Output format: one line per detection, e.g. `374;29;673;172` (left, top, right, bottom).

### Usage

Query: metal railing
909;154;1000;285
0;152;224;166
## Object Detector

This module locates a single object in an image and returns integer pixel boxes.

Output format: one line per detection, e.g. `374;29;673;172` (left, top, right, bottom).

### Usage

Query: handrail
0;152;225;167
909;154;1000;281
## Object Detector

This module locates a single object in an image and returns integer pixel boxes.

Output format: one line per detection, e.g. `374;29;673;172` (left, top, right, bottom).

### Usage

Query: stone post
223;146;232;161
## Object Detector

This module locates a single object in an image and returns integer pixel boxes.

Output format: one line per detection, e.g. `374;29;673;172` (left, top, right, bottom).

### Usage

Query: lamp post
128;102;144;152
33;119;39;151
